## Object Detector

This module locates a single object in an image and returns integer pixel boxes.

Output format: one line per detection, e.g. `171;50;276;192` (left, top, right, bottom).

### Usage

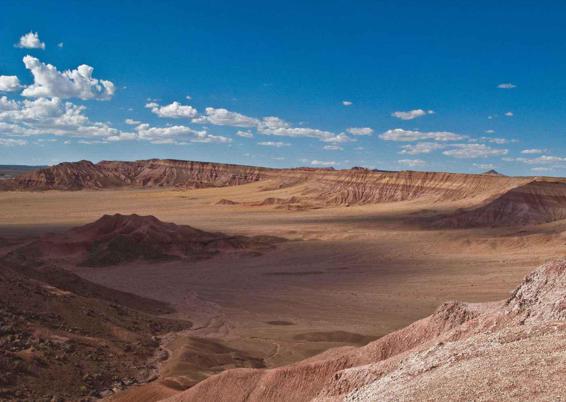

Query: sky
1;0;566;175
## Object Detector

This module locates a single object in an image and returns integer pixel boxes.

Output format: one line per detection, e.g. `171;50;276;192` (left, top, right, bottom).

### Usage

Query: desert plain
0;160;564;401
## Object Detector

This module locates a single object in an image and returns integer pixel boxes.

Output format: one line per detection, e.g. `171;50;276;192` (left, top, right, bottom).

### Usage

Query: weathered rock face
164;260;566;402
1;159;268;190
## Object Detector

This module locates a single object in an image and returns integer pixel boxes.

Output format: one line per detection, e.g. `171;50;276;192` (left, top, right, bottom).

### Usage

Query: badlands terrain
0;159;564;401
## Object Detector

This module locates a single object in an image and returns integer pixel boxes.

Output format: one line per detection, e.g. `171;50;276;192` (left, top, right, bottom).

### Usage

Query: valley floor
1;182;564;400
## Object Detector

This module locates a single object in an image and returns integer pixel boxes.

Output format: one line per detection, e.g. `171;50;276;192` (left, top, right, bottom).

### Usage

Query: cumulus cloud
195;107;259;127
135;123;230;144
474;163;496;170
15;32;45;49
398;159;426;167
21;56;115;100
342;100;352;106
380;128;465;142
311;160;336;166
505;111;513;117
521;149;544;154
258;141;290;147
497;83;516;89
512;155;566;165
145;101;198;119
442;143;508;159
479;136;514;144
0;95;230;146
399;142;445;155
189;105;347;142
125;118;141;125
0;76;21;92
0;138;27;146
236;130;254;138
346;127;373;136
531;167;552;172
391;109;434;120
323;144;343;151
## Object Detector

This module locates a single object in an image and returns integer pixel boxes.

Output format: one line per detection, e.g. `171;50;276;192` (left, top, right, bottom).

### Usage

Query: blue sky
1;0;566;175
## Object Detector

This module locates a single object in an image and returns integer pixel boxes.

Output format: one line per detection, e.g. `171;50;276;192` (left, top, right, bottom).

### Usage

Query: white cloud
513;155;566;165
485;129;495;134
0;95;231;146
0;76;21;92
521;149;544;154
398;159;426;167
191;105;346;142
236;130;254;138
57;42;64;48
146;101;198;119
474;163;496;170
323;144;343;151
531;167;552;172
479;136;514;144
0;138;27;146
346;127;373;136
380;128;465;142
195;107;259;127
399;142;445;155
258;141;290;147
391;109;434;120
135;123;230;144
505;111;513;117
125;118;141;125
342;100;352;106
15;32;45;49
21;56;115;100
442;143;508;159
497;83;516;89
311;160;336;166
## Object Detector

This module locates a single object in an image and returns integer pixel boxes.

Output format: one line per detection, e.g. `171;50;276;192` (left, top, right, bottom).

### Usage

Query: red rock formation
10;214;284;267
1;159;268;190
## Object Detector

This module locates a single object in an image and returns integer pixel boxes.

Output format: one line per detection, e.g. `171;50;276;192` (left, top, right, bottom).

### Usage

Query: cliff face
6;158;566;228
163;260;566;402
1;159;268;190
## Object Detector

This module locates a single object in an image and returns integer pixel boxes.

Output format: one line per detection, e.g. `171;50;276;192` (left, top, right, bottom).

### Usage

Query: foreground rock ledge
164;259;566;402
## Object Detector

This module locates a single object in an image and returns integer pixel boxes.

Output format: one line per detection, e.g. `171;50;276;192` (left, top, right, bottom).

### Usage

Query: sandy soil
1;182;564;399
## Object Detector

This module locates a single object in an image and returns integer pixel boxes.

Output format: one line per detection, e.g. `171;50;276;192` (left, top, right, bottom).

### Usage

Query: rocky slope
434;180;566;227
0;260;190;401
164;259;566;402
9;214;284;267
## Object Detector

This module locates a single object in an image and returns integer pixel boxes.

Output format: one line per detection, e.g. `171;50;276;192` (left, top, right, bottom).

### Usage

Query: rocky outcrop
9;214;285;267
164;260;566;402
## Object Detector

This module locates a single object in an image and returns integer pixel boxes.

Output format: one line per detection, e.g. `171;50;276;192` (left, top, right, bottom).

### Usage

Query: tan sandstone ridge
162;259;566;402
4;159;566;227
